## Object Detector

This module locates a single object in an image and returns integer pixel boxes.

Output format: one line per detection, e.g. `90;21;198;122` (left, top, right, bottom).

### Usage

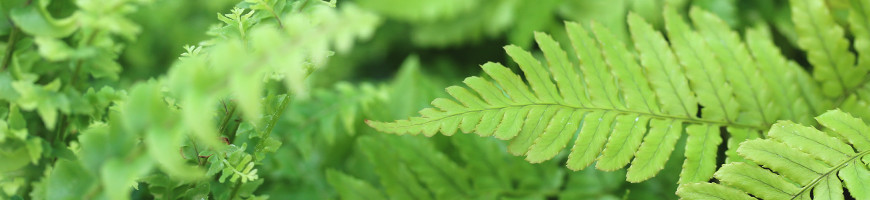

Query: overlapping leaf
678;110;870;199
368;7;822;182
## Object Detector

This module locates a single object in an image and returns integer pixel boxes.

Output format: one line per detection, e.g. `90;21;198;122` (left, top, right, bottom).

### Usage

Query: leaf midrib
384;103;763;131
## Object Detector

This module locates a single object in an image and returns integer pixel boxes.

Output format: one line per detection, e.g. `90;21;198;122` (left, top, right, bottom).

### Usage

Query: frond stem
385;103;765;131
797;0;851;97
258;0;284;28
791;150;870;199
228;180;243;200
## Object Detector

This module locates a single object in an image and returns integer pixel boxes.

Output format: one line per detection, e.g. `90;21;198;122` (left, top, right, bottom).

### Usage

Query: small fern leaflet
677;110;870;200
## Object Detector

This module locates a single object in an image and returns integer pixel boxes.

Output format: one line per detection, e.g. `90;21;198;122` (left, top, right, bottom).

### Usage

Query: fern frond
366;7;788;183
565;21;624;110
663;7;739;123
325;169;385;200
663;7;743;183
679;124;722;184
850;0;870;72
677;110;870;199
358;136;433;200
677;183;754;200
791;0;862;98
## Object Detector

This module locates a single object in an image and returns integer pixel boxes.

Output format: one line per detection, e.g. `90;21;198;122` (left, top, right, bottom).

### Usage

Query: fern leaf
676;182;755;200
714;162;805;200
663;7;740;123
623;14;693;182
768;119;853;165
679;124;721;184
325;169;385;200
480;62;537;106
791;0;862;97
358;136;433;200
839;162;870;199
816;110;870;152
504;45;563;104
678;110;870;199
450;135;512;190
390;136;471;197
508;105;559;156
851;0;870;73
690;7;778;126
723;127;760;163
368;8;776;183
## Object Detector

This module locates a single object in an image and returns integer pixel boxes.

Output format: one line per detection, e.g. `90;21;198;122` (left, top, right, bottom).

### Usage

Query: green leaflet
526;108;582;163
690;7;778;126
358;136;435;200
677;110;870;199
664;7;739;123
851;0;870;74
627;13;697;118
566;111;617;170
745;26;823;125
722;127;760;164
679;124;720;184
676;182;754;200
535;32;588;107
626;119;681;183
791;0;863;98
367;7;796;183
325;169;385;200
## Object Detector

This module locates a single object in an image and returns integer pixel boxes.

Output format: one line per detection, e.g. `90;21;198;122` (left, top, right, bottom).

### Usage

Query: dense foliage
1;0;868;199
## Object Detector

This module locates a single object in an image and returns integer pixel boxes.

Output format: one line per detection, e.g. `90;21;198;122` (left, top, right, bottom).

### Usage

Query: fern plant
677;110;870;199
368;0;868;187
0;0;379;199
294;57;679;199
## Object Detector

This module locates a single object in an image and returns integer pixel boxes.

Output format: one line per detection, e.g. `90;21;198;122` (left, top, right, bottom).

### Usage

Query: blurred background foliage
1;0;854;199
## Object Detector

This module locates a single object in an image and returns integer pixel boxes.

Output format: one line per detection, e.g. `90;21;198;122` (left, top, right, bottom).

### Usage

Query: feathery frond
677;110;870;199
367;7;817;182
